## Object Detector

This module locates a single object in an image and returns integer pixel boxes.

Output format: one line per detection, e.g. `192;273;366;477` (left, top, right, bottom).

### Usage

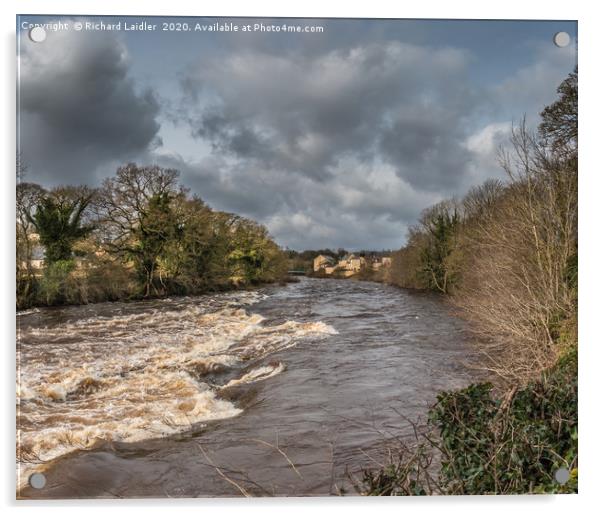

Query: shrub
37;260;75;305
360;348;577;495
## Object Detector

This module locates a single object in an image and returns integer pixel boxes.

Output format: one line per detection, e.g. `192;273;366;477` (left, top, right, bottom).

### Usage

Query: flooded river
17;277;483;498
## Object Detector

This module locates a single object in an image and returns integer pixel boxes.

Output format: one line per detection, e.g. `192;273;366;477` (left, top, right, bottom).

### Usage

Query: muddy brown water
17;277;484;498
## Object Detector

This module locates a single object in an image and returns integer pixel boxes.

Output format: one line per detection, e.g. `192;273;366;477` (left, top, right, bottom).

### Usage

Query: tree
157;196;214;291
455;119;577;381
419;201;461;293
132;191;180;294
462;179;505;221
539;67;577;156
95;163;182;296
16;161;289;307
28;186;95;264
226;218;274;283
16;169;46;307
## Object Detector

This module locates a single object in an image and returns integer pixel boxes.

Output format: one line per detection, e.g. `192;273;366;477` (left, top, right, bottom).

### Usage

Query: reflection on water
17;278;482;498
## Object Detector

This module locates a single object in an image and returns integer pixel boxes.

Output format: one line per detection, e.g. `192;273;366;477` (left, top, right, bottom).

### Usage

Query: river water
17;277;483;498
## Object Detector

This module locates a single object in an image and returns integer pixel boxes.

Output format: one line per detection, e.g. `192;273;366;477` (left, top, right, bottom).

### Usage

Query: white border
3;1;600;514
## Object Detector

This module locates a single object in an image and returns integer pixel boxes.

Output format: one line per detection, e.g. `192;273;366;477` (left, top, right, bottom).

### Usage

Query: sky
17;16;577;250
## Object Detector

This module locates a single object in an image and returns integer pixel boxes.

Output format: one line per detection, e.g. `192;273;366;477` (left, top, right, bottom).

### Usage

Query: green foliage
225;219;286;285
130;192;179;296
34;257;134;306
17;164;288;308
79;248;138;303
387;69;577;383
388;202;461;293
361;349;577;495
420;208;460;293
37;260;76;305
376;65;579;495
16;274;38;310
539;67;577;155
285;248;350;273
429;348;577;494
31;191;94;264
16;182;46;308
389;69;577;303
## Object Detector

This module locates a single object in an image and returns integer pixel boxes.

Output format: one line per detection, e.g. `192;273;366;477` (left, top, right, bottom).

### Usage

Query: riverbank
17;270;297;312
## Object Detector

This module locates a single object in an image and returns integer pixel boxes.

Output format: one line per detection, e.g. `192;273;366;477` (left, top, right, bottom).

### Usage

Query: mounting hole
28;472;47;489
554;467;570;485
28;26;47;43
553;31;571;48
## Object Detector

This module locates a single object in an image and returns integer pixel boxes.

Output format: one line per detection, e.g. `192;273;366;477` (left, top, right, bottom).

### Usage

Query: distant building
325;254;366;275
338;254;365;272
315;252;391;277
313;254;335;272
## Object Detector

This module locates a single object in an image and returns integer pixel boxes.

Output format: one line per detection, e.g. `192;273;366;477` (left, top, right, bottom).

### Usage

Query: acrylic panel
16;15;578;499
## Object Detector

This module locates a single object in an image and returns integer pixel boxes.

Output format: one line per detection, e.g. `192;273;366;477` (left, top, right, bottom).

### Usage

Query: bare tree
453;120;577;382
94;163;183;297
16;180;45;306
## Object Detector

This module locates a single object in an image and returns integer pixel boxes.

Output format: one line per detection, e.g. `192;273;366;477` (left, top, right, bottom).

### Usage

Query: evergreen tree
29;189;95;264
539;67;577;155
420;209;460;293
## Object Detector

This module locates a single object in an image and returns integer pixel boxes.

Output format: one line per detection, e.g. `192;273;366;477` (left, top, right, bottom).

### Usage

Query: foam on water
225;362;287;388
17;290;337;489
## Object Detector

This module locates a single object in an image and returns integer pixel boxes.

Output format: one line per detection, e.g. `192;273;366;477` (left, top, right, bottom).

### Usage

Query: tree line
16;164;288;309
387;68;577;383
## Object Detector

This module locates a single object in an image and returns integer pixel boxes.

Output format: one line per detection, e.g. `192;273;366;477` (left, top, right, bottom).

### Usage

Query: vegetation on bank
359;347;577;495
360;69;578;494
16;164;288;309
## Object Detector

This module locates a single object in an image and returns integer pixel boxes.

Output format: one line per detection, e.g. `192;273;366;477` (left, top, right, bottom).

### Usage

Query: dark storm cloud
155;153;291;219
17;16;576;249
19;26;161;185
179;41;477;191
164;34;575;249
379;110;473;191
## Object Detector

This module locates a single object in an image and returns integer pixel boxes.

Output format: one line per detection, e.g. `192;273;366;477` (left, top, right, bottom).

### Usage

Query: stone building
313;254;335;272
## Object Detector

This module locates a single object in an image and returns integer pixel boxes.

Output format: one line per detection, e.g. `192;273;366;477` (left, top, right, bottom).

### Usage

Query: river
17;277;484;498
